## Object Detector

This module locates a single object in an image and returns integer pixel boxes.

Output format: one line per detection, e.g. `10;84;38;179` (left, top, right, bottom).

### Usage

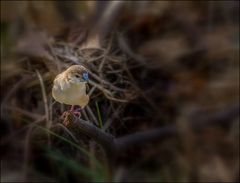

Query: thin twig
88;86;97;97
22;125;34;182
36;70;52;147
82;108;90;122
86;106;99;126
88;80;112;95
98;34;113;72
88;70;126;92
36;70;50;129
51;123;79;143
22;117;46;181
103;105;123;131
4;106;43;120
1;76;32;105
104;93;129;103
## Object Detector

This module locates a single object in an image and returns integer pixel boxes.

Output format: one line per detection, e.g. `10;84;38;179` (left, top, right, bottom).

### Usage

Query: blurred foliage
1;1;239;182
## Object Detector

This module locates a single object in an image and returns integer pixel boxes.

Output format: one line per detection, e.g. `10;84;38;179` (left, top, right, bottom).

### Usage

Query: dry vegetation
1;1;239;182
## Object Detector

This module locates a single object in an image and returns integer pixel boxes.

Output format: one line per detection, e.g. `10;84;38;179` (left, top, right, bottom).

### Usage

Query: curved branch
114;125;176;152
70;104;239;155
71;117;116;154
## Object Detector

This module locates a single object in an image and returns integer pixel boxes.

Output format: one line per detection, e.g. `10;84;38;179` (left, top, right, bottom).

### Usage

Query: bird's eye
75;75;80;78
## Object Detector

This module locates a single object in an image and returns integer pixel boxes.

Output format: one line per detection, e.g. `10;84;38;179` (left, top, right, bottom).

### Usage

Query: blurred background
1;1;239;182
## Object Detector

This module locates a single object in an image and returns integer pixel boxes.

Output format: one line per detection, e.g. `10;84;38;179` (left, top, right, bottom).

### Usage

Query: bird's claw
72;111;81;117
60;110;81;126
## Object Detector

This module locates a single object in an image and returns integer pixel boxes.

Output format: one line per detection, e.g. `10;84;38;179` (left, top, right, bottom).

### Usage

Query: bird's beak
83;72;89;81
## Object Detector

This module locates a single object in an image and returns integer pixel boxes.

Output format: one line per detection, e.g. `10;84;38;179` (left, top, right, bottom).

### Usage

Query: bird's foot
60;111;71;126
60;109;81;126
72;111;81;117
70;106;81;117
60;111;69;120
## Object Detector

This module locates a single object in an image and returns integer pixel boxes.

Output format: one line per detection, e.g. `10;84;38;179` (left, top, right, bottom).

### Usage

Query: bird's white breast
52;73;89;107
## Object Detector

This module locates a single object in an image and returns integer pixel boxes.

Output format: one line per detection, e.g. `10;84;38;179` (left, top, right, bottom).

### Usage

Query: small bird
52;65;89;125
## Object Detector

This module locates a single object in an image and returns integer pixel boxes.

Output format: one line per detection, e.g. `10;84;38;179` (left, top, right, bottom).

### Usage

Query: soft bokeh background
1;1;239;182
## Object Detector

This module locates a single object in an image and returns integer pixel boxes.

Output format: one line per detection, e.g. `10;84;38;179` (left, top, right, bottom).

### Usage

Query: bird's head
66;65;89;83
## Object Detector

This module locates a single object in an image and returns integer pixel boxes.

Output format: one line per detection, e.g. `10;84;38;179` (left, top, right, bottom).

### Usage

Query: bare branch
71;116;115;154
70;104;239;155
115;125;176;152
